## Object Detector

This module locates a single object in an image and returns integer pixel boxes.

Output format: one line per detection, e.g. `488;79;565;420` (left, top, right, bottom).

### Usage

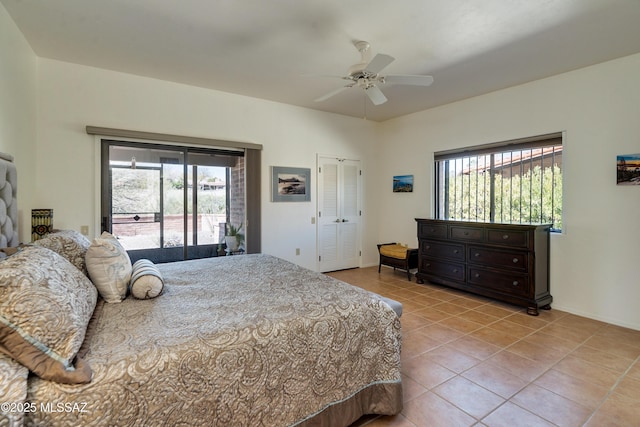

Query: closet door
317;156;361;272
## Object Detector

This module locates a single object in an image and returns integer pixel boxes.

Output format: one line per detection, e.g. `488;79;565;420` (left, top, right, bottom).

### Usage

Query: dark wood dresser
415;218;552;315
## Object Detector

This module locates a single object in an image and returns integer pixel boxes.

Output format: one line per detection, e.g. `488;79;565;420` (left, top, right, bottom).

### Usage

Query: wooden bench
377;243;418;281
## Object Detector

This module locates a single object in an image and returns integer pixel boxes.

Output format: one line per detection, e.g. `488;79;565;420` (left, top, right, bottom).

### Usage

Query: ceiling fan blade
384;74;434;86
303;73;350;80
314;85;352;102
365;53;395;74
365;85;388;105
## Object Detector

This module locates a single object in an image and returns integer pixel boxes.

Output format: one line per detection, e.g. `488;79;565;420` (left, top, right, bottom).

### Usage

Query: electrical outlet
296;248;300;256
80;225;89;235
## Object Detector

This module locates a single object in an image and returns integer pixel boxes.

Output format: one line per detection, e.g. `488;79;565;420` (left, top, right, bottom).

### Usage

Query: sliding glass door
101;140;245;263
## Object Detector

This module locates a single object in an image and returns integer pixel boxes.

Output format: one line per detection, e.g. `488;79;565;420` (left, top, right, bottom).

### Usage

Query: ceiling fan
314;40;434;106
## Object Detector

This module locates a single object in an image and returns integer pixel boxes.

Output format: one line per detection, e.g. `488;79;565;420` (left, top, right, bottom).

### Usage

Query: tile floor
327;266;640;427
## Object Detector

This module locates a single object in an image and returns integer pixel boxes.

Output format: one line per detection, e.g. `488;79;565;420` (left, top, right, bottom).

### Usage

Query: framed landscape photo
617;154;640;185
393;174;414;192
271;166;311;202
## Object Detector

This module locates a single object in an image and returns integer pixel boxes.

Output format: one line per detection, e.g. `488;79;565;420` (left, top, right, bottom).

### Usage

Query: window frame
434;133;564;232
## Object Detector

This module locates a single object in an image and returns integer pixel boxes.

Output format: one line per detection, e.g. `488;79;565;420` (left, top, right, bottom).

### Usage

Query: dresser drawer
450;225;484;242
416;219;551;315
418;222;447;239
468;246;528;271
487;229;529;248
421;240;465;261
468;267;530;297
420;258;465;281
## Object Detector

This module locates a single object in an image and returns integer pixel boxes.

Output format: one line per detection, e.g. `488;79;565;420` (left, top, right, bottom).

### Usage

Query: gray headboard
0;152;18;248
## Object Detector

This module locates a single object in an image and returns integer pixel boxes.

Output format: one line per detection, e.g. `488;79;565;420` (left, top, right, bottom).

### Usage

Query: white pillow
130;259;164;299
86;232;132;303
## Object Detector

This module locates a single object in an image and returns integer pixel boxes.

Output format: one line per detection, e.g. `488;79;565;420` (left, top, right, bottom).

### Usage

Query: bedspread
25;254;402;426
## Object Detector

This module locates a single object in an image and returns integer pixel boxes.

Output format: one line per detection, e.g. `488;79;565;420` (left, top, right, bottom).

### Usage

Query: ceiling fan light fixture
313;40;433;105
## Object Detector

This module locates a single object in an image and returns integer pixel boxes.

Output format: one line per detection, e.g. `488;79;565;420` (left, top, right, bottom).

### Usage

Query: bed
0;152;402;427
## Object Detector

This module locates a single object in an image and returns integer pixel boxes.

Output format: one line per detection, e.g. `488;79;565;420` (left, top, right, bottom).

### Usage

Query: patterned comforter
25;254;402;426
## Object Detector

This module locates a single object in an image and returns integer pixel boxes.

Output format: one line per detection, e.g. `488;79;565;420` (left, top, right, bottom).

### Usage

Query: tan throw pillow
34;229;92;276
0;246;97;384
86;232;132;303
130;259;164;299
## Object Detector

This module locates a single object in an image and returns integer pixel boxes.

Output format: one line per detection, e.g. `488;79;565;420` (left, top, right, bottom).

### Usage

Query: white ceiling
3;0;640;122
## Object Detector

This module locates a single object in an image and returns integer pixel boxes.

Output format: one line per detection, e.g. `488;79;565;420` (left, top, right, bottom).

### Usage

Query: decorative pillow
0;246;97;384
0;246;22;259
34;229;92;276
0;246;21;257
0;353;29;427
86;232;132;303
130;259;165;299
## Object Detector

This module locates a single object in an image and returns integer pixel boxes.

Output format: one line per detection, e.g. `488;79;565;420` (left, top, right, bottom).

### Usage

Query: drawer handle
452;268;458;273
503;234;509;240
464;231;469;236
475;273;480;278
512;281;519;286
513;258;519;263
426;245;430;249
475;253;480;257
453;249;459;254
426;263;431;267
430;228;435;232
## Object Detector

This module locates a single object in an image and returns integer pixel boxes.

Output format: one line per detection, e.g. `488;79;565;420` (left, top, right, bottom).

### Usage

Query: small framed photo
393;175;414;192
617;154;640;185
271;166;311;202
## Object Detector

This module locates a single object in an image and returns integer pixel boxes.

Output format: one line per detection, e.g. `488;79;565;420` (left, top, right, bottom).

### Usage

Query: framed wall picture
393;175;414;192
617;154;640;185
271;166;311;202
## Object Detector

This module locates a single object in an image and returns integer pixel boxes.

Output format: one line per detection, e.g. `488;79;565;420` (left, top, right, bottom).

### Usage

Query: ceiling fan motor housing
348;63;369;76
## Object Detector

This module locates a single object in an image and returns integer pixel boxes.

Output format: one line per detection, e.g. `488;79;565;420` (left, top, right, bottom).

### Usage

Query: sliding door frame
90;127;262;257
99;139;259;262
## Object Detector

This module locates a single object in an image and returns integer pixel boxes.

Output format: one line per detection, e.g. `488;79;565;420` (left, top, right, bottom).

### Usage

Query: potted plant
224;223;244;253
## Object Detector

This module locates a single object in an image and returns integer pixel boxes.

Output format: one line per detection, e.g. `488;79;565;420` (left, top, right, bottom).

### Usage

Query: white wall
377;53;640;330
35;59;381;270
0;2;37;242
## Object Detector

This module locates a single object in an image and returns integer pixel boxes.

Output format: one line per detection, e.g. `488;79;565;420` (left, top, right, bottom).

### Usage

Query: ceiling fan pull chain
363;94;367;120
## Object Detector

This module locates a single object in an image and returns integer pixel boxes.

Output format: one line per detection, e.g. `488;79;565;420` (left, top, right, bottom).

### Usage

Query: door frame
316;154;362;272
99;139;245;263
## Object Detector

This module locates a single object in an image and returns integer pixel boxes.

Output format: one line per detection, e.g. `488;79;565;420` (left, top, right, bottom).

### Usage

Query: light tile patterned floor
327;266;640;427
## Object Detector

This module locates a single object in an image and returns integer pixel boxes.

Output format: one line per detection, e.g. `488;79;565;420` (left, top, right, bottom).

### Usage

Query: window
434;133;563;232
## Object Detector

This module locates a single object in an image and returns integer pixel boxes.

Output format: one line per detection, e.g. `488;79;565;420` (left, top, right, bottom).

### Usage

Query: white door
317;156;361;272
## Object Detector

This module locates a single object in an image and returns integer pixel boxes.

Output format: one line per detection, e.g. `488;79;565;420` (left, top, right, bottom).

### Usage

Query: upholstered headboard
0;152;18;248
